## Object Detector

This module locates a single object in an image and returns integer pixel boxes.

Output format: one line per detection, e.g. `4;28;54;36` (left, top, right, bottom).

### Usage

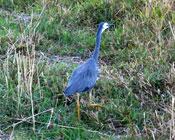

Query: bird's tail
64;86;74;96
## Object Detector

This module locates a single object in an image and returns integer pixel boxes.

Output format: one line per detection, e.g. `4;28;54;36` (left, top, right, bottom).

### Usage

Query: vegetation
0;0;175;139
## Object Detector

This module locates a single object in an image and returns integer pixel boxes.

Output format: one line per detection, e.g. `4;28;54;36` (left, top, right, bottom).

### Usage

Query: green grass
0;0;175;139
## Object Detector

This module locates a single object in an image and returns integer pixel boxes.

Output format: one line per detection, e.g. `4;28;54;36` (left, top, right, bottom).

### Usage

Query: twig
31;120;113;138
171;96;175;139
169;21;175;40
47;108;54;128
3;108;53;131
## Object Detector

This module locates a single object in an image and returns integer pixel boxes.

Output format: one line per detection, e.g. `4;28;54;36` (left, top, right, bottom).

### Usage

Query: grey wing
64;65;98;96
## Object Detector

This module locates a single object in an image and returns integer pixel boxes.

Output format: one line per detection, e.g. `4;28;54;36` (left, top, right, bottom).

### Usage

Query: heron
64;22;111;120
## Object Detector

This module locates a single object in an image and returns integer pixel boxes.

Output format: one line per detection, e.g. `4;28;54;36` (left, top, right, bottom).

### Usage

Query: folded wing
64;59;98;96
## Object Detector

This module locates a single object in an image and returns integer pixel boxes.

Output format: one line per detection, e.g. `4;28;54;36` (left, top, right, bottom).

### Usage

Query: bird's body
64;57;98;96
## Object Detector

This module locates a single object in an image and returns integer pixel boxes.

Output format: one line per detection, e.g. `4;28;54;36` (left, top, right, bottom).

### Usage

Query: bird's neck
92;28;102;61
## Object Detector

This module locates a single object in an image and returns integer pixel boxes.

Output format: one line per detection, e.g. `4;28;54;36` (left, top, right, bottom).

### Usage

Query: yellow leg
77;93;80;120
88;90;102;109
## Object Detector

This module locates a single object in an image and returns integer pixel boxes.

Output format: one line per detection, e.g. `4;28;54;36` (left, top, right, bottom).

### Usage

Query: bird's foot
88;103;103;110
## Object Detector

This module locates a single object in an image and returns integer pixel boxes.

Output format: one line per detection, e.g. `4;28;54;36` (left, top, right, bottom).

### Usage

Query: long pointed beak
107;23;115;31
109;24;114;28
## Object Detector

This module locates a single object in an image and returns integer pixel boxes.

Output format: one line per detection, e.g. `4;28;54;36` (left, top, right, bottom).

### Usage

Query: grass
0;0;175;139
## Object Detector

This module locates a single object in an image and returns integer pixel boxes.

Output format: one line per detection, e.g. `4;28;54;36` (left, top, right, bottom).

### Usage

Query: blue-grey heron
64;22;111;120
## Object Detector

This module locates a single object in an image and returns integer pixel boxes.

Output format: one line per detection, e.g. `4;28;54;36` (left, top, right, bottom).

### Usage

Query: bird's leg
77;93;80;120
88;90;102;109
89;90;92;104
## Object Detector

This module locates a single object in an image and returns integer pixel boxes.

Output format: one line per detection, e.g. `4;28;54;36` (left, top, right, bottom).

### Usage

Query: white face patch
101;22;109;32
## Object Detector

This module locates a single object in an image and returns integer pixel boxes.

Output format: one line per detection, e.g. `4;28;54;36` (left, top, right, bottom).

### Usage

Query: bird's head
98;22;111;33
